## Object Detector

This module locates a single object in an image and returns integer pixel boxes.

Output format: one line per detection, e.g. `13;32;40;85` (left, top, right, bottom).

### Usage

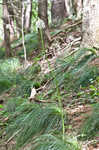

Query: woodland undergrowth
0;24;99;150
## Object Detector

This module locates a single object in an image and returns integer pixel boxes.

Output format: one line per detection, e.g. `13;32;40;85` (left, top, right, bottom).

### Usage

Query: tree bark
7;0;15;39
38;0;51;48
8;0;32;37
38;0;48;28
24;0;32;33
3;0;12;57
81;0;99;48
76;0;82;19
9;0;22;37
51;0;66;26
65;0;73;18
14;0;22;37
65;0;82;19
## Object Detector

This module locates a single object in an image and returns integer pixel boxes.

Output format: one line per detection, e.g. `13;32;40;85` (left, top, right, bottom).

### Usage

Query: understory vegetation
0;38;99;149
0;0;99;149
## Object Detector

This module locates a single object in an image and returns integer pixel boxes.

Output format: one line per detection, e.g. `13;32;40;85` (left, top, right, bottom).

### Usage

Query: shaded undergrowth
80;102;99;140
0;47;99;149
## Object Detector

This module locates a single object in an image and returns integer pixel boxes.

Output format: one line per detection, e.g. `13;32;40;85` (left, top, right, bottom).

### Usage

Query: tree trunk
7;0;15;39
51;0;66;26
9;0;22;37
65;0;82;19
9;0;32;36
65;0;73;18
76;0;82;19
38;0;51;48
3;0;12;57
15;0;22;37
81;0;99;48
38;0;48;28
24;0;32;33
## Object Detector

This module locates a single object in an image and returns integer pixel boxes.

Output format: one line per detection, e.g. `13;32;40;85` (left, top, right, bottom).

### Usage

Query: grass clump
0;58;20;94
81;103;99;139
13;63;41;97
46;48;99;95
5;102;66;149
32;134;81;150
5;99;81;150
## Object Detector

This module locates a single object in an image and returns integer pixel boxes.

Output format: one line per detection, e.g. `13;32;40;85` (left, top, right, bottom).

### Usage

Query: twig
52;20;82;38
36;78;53;92
32;99;52;103
0;129;22;150
6;129;21;145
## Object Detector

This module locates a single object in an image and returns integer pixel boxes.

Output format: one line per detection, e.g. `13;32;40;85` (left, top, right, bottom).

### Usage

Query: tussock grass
81;103;99;139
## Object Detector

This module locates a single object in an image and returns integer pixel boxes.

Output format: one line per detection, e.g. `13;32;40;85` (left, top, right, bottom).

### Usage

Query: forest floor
0;20;99;150
43;20;99;150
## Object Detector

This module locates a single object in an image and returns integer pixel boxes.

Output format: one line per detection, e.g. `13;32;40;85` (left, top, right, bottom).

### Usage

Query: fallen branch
52;20;82;38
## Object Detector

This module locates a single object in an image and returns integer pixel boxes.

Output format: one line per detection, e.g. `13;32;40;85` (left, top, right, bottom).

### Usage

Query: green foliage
6;102;65;149
13;63;41;97
22;32;38;56
32;0;38;31
32;134;80;150
0;58;20;93
78;77;99;104
5;98;80;150
0;47;5;58
14;79;32;97
0;56;41;96
24;63;41;79
0;58;20;73
6;97;26;113
48;48;99;93
0;79;12;93
81;103;99;139
1;43;98;150
12;32;38;57
89;77;99;98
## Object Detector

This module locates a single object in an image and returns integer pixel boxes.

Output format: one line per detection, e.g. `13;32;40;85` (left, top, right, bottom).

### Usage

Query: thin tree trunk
24;0;32;33
22;1;27;63
38;0;48;28
3;0;12;57
65;0;73;18
12;0;22;37
38;0;51;48
65;0;82;19
7;0;15;39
